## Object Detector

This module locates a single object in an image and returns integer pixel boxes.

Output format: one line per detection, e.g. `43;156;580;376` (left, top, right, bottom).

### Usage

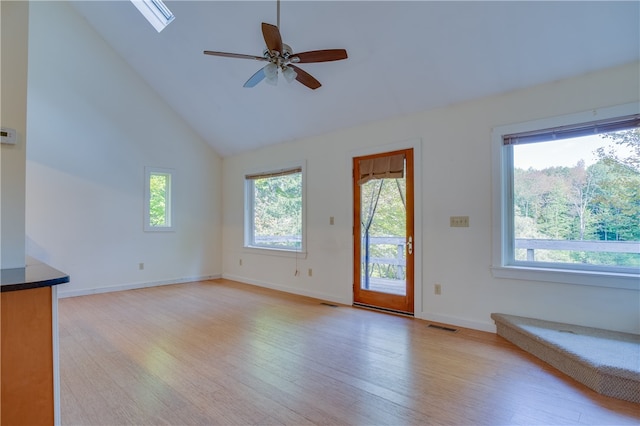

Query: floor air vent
428;324;458;333
320;302;338;308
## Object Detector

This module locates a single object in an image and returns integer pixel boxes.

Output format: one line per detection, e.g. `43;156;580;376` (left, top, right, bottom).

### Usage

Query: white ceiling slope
70;1;639;157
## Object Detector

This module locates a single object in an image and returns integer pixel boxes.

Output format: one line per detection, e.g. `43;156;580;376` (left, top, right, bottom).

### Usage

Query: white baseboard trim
418;312;497;333
57;274;222;298
57;273;496;334
222;273;352;306
223;275;496;333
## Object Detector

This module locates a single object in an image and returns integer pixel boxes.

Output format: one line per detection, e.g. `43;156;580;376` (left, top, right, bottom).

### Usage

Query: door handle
407;236;413;255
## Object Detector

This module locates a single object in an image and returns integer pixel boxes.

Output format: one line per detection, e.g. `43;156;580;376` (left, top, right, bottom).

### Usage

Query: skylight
131;0;175;32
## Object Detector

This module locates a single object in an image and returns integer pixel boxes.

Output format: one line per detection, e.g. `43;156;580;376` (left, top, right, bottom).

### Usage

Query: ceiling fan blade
243;67;267;88
204;51;267;61
289;65;321;90
292;49;348;63
262;22;283;55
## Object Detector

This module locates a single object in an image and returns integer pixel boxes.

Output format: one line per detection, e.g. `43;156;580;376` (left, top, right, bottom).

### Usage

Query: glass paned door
353;149;414;314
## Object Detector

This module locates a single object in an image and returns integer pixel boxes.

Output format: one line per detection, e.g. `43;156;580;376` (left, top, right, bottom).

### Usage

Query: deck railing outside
362;237;639;283
514;239;639;261
253;236;638;279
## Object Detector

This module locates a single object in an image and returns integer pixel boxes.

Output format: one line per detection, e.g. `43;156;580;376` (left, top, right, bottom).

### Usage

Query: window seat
491;313;640;403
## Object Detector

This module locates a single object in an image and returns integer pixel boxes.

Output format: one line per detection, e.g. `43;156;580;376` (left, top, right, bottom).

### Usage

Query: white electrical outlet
139;263;144;270
435;284;442;295
308;268;313;277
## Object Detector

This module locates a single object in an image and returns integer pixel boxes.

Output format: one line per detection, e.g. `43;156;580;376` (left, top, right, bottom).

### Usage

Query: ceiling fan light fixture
264;63;279;85
282;66;297;83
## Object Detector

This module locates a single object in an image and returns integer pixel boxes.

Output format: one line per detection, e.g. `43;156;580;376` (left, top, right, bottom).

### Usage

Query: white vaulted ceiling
70;1;640;157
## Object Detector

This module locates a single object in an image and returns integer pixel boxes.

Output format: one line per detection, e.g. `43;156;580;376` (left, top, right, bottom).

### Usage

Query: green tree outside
149;173;169;226
514;129;640;267
252;173;302;249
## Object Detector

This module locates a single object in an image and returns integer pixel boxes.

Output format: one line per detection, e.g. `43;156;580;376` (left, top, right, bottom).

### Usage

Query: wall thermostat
1;127;17;145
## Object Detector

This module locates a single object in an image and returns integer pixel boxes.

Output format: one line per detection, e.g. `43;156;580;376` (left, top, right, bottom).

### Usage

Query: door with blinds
353;149;414;314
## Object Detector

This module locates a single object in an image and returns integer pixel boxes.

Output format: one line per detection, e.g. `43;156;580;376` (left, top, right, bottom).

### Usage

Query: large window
245;164;305;252
144;167;174;232
492;104;639;289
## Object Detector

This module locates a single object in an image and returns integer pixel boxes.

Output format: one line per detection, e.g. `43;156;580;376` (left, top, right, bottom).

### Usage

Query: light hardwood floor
59;279;640;425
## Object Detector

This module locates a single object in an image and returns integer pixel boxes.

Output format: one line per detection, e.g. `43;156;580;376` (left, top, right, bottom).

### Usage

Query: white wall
26;2;222;296
222;62;640;334
1;1;29;269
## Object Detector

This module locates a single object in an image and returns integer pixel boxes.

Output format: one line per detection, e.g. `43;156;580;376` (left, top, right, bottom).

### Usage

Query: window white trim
491;103;640;290
243;160;307;255
144;167;175;232
130;0;175;32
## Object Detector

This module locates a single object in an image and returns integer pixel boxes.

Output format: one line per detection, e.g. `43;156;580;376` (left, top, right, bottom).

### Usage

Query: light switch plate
1;127;17;145
450;216;469;227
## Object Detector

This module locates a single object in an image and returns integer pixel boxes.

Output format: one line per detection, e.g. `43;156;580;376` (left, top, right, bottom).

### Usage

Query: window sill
491;265;639;291
144;227;175;232
243;246;308;259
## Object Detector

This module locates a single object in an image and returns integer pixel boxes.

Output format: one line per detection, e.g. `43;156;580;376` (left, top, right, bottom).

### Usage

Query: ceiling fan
203;0;348;90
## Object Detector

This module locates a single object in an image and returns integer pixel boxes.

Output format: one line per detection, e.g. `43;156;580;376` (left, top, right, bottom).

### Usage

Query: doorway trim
348;138;423;316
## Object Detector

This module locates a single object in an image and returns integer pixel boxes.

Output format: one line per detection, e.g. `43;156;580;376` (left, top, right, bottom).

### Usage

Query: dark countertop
1;257;69;293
